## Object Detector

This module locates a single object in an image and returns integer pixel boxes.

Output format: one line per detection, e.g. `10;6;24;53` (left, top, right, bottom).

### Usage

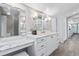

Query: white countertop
0;31;57;55
27;31;57;39
0;36;34;55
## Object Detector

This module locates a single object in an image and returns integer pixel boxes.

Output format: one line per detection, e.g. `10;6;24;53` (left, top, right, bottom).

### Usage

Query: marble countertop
26;31;57;39
0;36;34;51
0;31;57;55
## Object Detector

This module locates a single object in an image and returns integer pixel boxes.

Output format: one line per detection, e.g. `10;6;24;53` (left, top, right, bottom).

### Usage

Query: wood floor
50;34;79;56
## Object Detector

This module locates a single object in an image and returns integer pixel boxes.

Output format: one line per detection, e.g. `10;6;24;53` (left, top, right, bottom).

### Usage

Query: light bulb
31;10;38;18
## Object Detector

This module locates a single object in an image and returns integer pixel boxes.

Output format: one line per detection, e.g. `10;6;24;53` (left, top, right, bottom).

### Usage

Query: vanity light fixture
47;16;51;21
45;16;51;21
45;18;48;21
32;11;38;18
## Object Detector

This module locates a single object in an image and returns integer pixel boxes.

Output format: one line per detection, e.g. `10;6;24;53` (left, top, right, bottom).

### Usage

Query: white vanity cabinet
47;34;59;55
27;36;48;56
35;37;48;56
27;32;58;56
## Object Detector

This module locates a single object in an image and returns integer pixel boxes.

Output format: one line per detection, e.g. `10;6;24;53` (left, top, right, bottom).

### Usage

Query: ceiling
68;13;79;23
24;3;79;16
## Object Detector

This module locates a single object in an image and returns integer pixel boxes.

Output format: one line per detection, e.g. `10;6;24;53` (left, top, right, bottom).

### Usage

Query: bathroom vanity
26;31;59;56
25;8;59;56
0;31;58;56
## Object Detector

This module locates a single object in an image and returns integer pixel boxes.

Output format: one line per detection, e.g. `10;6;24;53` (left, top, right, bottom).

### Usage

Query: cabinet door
35;47;47;56
47;35;58;55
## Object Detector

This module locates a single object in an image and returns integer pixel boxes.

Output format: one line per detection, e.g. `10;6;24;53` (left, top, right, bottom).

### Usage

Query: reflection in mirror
19;10;27;35
7;8;19;36
0;4;20;38
31;9;52;33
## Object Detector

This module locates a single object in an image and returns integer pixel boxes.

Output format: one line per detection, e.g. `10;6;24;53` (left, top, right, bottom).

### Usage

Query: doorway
67;13;79;39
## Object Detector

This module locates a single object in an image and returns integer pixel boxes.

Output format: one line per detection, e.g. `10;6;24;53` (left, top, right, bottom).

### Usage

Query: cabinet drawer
36;48;47;56
36;37;47;44
37;42;47;51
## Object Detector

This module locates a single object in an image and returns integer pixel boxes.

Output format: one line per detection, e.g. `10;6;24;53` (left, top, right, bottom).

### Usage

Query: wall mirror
30;9;52;33
0;4;26;38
